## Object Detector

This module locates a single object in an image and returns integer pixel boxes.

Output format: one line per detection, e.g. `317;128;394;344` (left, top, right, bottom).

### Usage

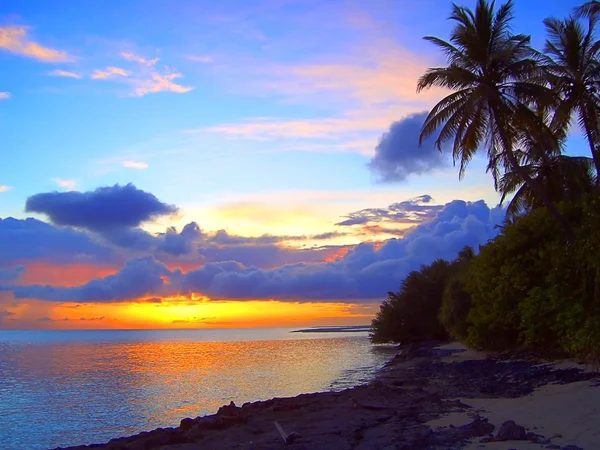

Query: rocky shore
53;342;599;450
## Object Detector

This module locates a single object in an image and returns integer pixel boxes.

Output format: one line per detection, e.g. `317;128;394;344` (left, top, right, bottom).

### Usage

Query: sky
0;0;587;329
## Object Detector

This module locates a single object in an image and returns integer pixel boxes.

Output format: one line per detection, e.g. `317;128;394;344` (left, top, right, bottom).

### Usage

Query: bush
464;195;600;357
370;259;452;344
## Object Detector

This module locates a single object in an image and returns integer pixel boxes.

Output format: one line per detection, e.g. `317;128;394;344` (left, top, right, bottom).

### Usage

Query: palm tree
498;154;597;220
575;1;600;20
492;107;597;219
416;0;575;242
541;15;600;179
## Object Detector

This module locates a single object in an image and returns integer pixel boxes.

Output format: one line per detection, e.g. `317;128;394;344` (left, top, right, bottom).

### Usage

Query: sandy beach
54;342;599;450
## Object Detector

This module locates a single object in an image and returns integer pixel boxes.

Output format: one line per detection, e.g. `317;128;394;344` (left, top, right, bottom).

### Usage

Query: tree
416;0;575;241
492;109;597;219
499;154;596;219
574;1;600;20
370;259;451;344
542;15;600;179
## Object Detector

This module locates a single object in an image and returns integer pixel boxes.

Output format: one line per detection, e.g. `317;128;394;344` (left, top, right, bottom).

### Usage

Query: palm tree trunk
504;150;576;243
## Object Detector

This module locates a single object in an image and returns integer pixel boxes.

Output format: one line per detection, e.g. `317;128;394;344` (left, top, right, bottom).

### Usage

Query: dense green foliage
370;0;600;362
370;259;452;344
466;195;600;357
371;195;600;362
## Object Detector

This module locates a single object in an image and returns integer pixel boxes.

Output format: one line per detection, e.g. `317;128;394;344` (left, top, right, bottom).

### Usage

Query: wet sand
53;342;599;450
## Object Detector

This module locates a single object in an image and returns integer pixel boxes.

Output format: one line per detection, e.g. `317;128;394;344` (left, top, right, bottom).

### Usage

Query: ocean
0;328;395;450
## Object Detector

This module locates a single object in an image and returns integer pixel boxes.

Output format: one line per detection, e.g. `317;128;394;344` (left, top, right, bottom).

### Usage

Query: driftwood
274;421;300;445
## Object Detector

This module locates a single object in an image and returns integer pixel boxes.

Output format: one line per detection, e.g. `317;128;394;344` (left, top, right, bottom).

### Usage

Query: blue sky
0;0;591;328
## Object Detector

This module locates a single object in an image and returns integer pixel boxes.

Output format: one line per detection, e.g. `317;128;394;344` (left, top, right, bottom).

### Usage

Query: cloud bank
3;199;504;302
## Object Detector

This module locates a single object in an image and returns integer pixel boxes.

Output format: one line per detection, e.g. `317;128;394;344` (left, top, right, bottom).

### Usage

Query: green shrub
370;259;452;344
464;194;600;357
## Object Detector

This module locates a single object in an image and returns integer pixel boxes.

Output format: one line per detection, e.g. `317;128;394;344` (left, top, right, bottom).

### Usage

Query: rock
495;420;527;441
217;401;241;417
561;446;584;450
458;417;495;438
179;417;195;431
545;445;561;449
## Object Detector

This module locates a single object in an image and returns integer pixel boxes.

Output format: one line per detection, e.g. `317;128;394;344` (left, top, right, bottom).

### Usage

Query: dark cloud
0;217;117;265
101;221;202;256
25;183;177;232
368;112;449;182
38;316;105;322
3;200;505;302
6;256;171;302
158;222;202;255
336;195;444;227
0;265;25;282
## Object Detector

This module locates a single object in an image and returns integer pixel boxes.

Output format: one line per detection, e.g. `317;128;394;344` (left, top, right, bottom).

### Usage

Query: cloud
4;200;505;302
48;69;82;79
92;53;193;97
0;217;116;265
100;221;202;256
25;183;178;232
6;256;171;302
0;92;10;100
122;161;148;169
38;315;105;322
120;52;159;67
0;185;12;192
336;195;443;227
0;266;25;282
52;178;77;190
199;107;405;140
0;26;72;62
130;71;193;96
368;112;450;182
91;66;129;79
157;222;203;256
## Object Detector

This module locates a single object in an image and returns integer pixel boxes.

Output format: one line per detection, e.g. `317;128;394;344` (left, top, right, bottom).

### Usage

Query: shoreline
53;342;599;450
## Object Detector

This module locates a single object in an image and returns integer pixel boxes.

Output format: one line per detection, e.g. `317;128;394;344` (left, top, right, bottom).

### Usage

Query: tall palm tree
542;15;600;179
416;0;575;241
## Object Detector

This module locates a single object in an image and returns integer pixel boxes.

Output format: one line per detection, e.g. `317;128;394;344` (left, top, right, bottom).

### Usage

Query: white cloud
0;92;10;100
49;69;82;79
91;66;129;79
123;161;148;169
130;71;192;96
52;178;77;190
0;185;12;192
121;52;159;67
0;26;72;62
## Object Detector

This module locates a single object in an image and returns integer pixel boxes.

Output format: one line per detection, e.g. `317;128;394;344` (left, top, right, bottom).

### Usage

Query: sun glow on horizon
1;296;377;330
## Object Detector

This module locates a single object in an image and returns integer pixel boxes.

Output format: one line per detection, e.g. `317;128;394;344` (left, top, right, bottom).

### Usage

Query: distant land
291;325;372;333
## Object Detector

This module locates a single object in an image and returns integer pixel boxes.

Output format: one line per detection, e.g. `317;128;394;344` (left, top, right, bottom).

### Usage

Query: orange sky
2;260;377;330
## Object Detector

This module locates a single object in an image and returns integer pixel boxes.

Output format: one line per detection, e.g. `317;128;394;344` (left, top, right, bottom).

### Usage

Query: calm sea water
0;328;395;450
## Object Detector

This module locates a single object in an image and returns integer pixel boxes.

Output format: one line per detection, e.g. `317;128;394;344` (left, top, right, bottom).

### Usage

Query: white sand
427;353;600;449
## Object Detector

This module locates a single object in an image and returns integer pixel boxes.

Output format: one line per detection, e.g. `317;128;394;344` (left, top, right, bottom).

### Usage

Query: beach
53;342;599;450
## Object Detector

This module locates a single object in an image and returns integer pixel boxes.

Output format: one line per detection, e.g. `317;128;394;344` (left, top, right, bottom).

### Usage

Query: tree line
370;0;600;364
